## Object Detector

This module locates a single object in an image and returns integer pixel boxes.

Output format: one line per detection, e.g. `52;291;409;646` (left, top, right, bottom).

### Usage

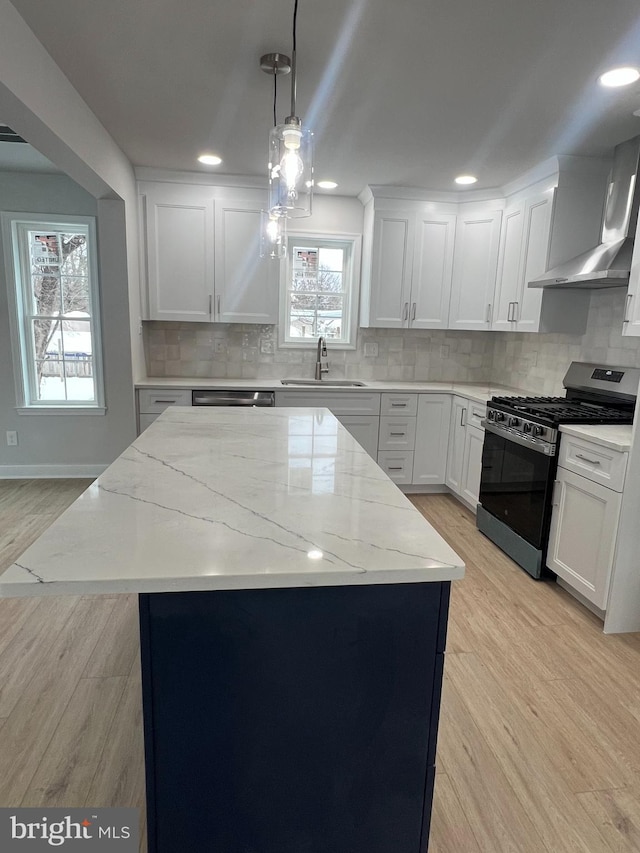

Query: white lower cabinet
445;396;486;507
412;395;452;485
460;425;485;507
338;415;380;459
547;464;624;610
377;451;414;485
445;398;468;493
137;388;192;434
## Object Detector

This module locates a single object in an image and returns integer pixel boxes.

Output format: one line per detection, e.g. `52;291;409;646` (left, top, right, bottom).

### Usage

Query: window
3;214;104;412
279;234;361;348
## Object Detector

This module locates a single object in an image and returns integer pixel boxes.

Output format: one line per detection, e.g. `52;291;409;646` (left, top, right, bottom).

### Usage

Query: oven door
479;424;556;549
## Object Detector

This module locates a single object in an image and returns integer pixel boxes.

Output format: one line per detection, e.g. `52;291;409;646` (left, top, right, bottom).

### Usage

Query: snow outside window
3;214;104;410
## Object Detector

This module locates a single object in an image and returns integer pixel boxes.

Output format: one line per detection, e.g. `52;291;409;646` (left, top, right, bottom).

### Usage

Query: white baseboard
401;484;449;495
0;464;107;479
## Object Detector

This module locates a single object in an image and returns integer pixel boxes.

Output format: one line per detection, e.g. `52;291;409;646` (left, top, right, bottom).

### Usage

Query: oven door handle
482;421;556;456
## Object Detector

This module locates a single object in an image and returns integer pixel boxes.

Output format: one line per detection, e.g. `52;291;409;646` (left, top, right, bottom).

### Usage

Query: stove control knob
494;412;505;422
509;417;520;427
533;425;545;437
487;410;496;421
522;422;532;434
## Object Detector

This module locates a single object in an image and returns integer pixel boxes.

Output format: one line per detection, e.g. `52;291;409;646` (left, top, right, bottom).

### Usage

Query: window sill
16;406;107;416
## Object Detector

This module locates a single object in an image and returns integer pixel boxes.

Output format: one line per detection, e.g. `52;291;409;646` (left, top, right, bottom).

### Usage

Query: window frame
2;212;106;415
278;231;362;350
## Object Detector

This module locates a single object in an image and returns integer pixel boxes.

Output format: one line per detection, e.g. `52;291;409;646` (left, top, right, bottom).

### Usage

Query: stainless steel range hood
530;135;640;289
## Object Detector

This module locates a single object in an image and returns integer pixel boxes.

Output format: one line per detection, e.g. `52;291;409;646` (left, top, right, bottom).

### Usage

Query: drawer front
380;393;418;417
275;391;381;416
139;388;192;413
377;451;414;484
468;402;487;430
559;435;627;491
378;416;417;451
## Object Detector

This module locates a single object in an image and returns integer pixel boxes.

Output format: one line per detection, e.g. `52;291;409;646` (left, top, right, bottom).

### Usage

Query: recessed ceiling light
317;180;338;190
197;153;222;166
598;67;640;88
455;174;478;185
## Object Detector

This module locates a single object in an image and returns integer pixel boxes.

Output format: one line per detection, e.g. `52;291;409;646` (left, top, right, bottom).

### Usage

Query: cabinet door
337;415;380;459
547;468;622;609
448;208;502;330
515;191;553;332
367;211;414;327
445;398;467;493
410;213;456;329
214;199;277;324
412;395;452;485
460;425;485;507
492;204;524;331
144;184;214;322
622;238;640;336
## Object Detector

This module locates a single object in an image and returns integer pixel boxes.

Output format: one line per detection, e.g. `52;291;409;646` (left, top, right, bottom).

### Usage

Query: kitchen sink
280;379;366;387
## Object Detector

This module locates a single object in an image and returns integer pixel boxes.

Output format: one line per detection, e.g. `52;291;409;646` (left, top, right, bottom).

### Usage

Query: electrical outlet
363;342;379;358
440;345;450;359
6;430;18;446
213;340;226;354
260;338;275;355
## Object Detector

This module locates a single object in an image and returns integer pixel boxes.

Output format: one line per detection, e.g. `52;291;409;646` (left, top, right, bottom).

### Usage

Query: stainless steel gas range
476;362;639;579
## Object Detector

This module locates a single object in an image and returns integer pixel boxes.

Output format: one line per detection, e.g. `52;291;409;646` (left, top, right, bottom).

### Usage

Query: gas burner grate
490;395;634;426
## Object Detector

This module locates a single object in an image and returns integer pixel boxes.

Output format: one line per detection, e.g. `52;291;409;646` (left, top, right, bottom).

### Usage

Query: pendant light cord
290;0;299;118
273;71;277;127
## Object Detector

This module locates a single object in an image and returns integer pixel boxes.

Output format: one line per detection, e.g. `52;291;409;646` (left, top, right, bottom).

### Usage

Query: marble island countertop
0;408;465;597
136;377;527;405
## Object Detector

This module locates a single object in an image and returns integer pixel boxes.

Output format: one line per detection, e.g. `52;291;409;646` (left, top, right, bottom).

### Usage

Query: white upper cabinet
144;184;215;323
360;197;456;329
411;212;457;329
140;182;277;324
214;198;277;324
492;190;554;332
366;210;414;327
623;217;640;336
448;204;503;331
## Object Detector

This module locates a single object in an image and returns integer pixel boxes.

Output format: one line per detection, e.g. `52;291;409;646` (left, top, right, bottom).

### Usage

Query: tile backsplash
144;324;495;383
144;290;640;392
491;290;640;395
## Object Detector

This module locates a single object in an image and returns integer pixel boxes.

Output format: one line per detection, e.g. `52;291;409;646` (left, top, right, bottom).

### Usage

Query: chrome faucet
315;336;329;380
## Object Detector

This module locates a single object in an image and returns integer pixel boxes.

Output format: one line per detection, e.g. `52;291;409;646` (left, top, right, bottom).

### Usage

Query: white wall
0;173;133;473
0;0;143;473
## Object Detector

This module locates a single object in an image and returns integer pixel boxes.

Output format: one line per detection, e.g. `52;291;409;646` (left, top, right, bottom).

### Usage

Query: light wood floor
1;480;640;852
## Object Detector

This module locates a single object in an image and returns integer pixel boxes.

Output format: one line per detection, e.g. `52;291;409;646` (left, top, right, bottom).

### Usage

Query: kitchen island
0;407;464;853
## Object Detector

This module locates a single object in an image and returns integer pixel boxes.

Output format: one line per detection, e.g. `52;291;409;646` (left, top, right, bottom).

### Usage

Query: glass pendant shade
268;120;313;218
260;209;288;259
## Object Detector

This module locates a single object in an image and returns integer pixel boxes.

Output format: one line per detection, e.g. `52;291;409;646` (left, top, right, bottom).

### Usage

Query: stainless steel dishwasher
192;390;275;407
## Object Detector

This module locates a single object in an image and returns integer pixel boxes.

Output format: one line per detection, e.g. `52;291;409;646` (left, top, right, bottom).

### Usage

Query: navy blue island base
139;581;451;853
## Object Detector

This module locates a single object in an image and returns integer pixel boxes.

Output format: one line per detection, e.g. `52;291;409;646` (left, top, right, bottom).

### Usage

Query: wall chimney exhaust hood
530;135;640;289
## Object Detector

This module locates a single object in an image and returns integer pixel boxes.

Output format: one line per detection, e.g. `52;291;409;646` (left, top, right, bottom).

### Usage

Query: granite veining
0;408;465;597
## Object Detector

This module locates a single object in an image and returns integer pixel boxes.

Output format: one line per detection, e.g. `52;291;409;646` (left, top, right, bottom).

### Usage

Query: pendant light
263;0;314;220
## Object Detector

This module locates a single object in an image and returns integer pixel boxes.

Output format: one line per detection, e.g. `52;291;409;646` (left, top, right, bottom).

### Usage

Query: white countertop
136;377;523;405
0;408;465;597
560;423;634;451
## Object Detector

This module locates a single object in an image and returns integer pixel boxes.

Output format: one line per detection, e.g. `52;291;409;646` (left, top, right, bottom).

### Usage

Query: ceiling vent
0;125;27;144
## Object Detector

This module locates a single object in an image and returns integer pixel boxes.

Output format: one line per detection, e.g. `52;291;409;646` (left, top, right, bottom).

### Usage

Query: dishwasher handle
192;391;275;407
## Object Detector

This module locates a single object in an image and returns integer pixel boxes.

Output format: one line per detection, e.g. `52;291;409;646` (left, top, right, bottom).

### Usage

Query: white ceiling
8;0;640;195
